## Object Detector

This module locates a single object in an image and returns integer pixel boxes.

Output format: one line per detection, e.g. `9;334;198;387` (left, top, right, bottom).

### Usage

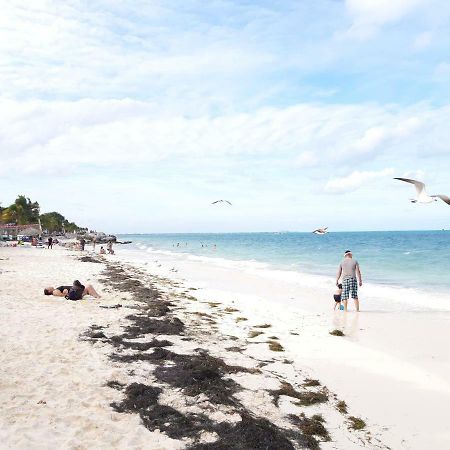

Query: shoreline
122;245;450;312
118;246;450;449
1;246;449;449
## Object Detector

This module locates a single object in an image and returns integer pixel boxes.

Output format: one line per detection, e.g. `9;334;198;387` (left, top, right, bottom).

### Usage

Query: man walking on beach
336;250;362;312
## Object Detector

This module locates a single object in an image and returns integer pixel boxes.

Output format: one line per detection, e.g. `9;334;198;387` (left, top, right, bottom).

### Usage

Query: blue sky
1;0;449;232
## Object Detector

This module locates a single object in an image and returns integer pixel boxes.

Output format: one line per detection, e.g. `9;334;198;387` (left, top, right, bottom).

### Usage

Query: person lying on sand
44;280;101;299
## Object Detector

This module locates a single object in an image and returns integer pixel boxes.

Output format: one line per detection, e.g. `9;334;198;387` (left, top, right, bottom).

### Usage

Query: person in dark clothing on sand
44;280;100;299
47;237;53;249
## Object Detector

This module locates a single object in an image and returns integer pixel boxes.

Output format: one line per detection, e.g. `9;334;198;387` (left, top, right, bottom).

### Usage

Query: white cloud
295;152;318;167
324;168;394;193
0;100;447;178
345;0;425;38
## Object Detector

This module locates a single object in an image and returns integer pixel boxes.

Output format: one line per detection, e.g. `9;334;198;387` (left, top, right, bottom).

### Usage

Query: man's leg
353;297;360;312
84;284;101;298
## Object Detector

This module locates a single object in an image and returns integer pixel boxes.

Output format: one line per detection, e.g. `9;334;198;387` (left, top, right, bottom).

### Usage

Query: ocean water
118;231;450;294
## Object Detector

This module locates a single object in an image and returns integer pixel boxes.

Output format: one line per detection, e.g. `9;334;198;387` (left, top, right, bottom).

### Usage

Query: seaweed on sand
111;383;211;439
110;347;176;363
248;330;264;338
294;391;329;407
108;335;172;351
141;405;213;439
154;351;248;405
336;400;348;414
268;341;284;352
111;383;161;412
271;382;328;407
79;256;102;263
120;315;184;338
82;326;107;340
348;416;366;430
189;413;301;450
106;380;126;390
289;413;330;443
329;329;345;336
303;379;321;387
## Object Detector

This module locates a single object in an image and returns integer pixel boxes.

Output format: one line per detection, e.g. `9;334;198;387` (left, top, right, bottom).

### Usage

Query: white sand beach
0;246;449;449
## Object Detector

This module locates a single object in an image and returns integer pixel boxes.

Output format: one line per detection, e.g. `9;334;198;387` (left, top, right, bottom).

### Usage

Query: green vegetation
303;379;321;387
348;416;366;430
1;195;39;225
294;390;329;406
1;195;82;233
336;400;348;414
248;330;264;338
268;341;284;352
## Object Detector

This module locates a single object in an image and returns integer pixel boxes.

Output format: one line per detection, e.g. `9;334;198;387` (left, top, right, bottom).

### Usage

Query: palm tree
2;196;40;224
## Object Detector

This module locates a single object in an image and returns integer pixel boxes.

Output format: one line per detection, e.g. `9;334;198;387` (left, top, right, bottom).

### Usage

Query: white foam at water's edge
121;246;450;312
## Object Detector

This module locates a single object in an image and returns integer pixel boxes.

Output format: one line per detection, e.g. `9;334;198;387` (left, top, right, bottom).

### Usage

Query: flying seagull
394;178;450;205
312;227;328;235
212;200;232;205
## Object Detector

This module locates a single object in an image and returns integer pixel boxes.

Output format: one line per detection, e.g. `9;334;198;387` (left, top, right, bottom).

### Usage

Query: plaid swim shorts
341;277;358;300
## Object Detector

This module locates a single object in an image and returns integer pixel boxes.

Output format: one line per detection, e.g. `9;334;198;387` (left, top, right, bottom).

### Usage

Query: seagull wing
211;200;220;204
225;200;232;205
394;178;426;196
433;195;450;205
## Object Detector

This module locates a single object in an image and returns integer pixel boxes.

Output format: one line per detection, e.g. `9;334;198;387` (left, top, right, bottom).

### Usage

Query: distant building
0;223;41;240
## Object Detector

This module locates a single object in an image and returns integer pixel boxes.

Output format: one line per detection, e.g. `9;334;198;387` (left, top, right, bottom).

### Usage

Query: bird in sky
312;227;328;235
212;200;232;205
394;178;450;205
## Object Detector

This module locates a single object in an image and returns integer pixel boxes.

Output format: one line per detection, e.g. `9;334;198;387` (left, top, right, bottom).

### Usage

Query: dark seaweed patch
79;256;102;263
329;329;345;336
111;383;161;412
109;336;172;351
336;400;348;414
303;379;321;387
106;380;126;390
271;382;328;407
289;413;330;443
190;413;303;450
110;347;176;363
348;416;366;430
141;405;212;439
121;315;184;338
154;351;244;405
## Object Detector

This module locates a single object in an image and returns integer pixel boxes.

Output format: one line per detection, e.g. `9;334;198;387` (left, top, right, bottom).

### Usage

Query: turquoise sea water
118;231;450;293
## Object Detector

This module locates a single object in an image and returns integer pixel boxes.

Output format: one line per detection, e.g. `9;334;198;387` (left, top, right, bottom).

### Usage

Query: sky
1;0;450;233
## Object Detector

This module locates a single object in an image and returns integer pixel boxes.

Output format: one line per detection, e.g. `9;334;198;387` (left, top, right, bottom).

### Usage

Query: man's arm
52;289;66;297
336;265;342;286
356;264;362;286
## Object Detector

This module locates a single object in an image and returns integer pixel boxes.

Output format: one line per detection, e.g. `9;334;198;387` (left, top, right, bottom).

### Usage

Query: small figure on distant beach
107;240;114;255
47;237;53;249
336;250;362;312
79;238;86;251
333;283;343;310
43;280;100;299
99;246;106;254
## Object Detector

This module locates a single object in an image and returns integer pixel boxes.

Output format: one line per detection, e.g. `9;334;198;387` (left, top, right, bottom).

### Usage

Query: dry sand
0;245;440;449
